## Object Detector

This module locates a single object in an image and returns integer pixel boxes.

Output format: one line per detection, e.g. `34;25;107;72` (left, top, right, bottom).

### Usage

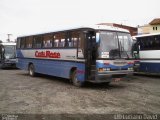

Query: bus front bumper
1;62;16;68
87;70;133;83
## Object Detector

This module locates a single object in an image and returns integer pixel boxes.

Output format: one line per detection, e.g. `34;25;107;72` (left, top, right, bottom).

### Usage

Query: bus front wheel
28;64;36;77
71;70;84;87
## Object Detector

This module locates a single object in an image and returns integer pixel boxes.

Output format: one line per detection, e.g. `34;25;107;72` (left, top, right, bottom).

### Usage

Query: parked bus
134;32;160;74
16;25;134;86
0;41;16;68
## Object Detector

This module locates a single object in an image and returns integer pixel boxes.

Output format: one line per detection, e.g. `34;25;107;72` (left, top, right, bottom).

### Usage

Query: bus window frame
20;37;26;49
42;33;54;49
16;38;21;49
26;36;33;49
138;35;160;51
33;35;43;49
17;28;91;52
77;31;86;59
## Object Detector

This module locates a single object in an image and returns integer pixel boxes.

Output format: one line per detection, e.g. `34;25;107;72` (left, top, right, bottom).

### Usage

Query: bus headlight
98;68;104;72
98;68;110;72
128;67;133;70
106;68;111;71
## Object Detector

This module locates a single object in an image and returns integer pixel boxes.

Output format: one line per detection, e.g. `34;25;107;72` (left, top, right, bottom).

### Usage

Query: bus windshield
4;45;16;59
98;31;132;59
118;32;133;58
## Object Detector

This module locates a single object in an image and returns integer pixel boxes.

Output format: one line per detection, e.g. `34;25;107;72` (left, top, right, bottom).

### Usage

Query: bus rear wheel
71;70;84;87
28;64;36;77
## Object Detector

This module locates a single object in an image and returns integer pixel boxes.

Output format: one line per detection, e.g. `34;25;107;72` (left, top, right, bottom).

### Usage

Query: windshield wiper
119;42;129;59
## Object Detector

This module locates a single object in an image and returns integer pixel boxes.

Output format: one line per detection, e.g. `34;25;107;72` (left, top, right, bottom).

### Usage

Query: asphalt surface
0;69;160;119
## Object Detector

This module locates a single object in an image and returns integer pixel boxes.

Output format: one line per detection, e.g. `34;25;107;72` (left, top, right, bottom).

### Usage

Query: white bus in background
0;41;16;68
134;32;160;74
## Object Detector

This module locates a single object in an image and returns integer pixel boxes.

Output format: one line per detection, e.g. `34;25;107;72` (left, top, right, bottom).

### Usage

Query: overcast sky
0;0;160;41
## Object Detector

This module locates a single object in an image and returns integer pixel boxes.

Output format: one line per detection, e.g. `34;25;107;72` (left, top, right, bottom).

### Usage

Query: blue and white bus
0;41;16;68
134;32;160;74
16;25;134;86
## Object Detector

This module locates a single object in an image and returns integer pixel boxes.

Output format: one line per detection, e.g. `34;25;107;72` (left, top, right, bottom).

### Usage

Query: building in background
138;18;160;35
149;18;160;33
137;24;150;35
97;23;138;36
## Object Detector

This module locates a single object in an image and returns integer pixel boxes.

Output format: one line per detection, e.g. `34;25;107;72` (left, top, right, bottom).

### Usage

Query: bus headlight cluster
98;68;110;72
128;67;133;70
106;68;111;71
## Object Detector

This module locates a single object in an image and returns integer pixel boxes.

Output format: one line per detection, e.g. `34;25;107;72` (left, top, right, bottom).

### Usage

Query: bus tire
28;64;36;77
71;70;84;87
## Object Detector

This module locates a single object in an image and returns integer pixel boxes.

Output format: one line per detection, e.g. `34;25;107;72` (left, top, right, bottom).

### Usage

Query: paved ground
0;69;160;118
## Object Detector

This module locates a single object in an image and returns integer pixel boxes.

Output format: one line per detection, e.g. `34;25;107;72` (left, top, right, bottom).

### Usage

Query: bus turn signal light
98;68;110;72
98;68;104;72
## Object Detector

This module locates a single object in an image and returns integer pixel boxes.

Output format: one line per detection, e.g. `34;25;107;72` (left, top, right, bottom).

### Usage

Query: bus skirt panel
16;58;85;81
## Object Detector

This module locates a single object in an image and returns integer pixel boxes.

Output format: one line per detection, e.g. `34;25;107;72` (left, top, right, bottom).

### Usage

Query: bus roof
135;32;160;38
0;42;16;46
18;25;129;38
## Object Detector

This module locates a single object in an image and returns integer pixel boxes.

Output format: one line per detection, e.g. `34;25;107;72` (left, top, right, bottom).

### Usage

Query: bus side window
73;38;78;47
20;38;26;49
155;36;160;50
17;38;21;49
43;34;53;48
54;39;59;47
139;38;144;50
158;36;160;50
54;34;60;47
141;37;147;50
78;32;85;49
54;33;66;48
33;36;42;48
66;38;72;47
59;39;65;47
66;32;73;47
26;36;33;48
59;33;66;47
71;32;79;48
78;32;85;58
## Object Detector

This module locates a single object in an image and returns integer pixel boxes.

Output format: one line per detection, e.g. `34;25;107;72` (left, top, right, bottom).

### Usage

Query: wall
149;25;160;33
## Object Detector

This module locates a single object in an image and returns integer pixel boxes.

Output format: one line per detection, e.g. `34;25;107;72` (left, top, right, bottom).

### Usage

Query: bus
0;41;16;68
134;32;160;74
16;25;134;87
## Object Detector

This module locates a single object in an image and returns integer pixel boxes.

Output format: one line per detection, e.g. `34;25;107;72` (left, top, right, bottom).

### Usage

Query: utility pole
7;34;12;42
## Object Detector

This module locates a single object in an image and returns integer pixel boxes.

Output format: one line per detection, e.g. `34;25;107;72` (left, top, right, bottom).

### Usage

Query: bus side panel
16;58;29;70
76;62;85;82
140;61;160;73
17;58;85;81
17;50;24;58
33;59;86;80
16;49;86;81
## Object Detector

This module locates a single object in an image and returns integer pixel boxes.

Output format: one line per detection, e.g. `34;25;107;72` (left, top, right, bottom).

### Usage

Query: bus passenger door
86;31;96;80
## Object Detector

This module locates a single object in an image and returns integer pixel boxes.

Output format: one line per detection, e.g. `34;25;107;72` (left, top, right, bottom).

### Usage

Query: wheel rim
30;69;33;75
74;76;79;84
73;72;82;86
29;66;33;76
